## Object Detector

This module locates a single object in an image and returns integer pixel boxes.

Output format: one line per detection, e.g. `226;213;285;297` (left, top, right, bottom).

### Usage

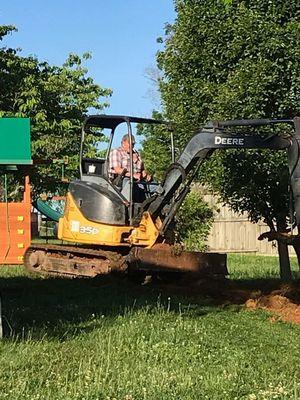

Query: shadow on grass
0;274;145;335
0;271;223;339
1;270;300;339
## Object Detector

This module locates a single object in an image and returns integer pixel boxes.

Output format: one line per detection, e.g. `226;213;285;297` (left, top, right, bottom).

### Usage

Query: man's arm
109;149;126;175
140;160;152;182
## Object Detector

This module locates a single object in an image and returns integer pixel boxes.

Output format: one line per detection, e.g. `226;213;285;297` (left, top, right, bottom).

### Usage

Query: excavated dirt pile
155;276;300;325
244;287;300;325
212;279;300;325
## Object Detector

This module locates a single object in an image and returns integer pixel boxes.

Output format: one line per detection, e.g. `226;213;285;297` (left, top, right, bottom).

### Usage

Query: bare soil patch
149;275;300;325
245;292;300;325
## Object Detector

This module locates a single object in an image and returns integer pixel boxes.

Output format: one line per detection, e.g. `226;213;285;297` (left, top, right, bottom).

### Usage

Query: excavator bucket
128;244;227;277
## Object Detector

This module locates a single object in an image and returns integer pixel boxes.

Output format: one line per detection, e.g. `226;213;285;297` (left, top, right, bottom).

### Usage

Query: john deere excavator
24;115;300;278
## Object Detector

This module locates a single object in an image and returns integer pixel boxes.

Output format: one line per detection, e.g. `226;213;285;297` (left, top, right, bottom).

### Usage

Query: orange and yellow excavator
24;115;300;279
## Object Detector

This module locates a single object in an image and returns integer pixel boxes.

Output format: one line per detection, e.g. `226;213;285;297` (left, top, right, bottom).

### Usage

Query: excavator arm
144;117;300;235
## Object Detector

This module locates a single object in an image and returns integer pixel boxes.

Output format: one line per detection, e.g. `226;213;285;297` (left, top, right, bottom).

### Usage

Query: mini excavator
24;115;300;279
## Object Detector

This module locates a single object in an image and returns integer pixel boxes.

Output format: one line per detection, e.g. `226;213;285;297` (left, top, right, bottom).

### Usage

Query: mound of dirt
245;293;300;325
148;276;300;325
210;280;300;325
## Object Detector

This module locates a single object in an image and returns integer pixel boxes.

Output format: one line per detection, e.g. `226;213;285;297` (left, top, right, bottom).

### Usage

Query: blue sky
1;0;175;117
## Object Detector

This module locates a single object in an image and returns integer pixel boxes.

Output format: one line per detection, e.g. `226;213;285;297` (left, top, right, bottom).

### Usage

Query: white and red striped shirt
109;147;144;178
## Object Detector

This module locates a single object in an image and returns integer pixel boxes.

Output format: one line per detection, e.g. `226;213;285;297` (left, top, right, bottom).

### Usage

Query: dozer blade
128;244;228;276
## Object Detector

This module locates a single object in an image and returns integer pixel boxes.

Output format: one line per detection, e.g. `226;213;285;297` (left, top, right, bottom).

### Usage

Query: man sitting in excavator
109;133;153;200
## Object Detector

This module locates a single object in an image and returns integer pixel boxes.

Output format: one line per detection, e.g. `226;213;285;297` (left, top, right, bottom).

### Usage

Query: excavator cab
79;116;162;203
78;115;167;221
56;115;169;248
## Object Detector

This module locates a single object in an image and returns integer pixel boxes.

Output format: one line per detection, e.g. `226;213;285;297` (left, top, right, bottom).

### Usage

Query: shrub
175;190;213;251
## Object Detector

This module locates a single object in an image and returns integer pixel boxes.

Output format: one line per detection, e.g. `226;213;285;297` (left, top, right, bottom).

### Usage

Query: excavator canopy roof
84;114;167;131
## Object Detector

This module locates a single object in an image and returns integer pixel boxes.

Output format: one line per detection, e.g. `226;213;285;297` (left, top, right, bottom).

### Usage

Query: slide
33;198;63;222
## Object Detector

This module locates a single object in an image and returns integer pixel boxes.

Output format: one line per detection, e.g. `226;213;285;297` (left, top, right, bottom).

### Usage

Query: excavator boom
145;117;300;234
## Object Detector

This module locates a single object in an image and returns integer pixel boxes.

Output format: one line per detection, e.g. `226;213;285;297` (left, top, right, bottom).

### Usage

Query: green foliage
156;0;300;231
0;25;112;196
175;190;214;251
159;0;300;125
199;148;290;228
137;111;174;180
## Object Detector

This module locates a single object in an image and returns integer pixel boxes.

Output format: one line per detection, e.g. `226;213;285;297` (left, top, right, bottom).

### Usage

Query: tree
0;25;112;196
154;0;300;279
137;110;174;180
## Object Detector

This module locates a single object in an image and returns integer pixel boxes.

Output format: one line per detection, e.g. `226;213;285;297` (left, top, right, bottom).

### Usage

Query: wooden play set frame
0;118;32;264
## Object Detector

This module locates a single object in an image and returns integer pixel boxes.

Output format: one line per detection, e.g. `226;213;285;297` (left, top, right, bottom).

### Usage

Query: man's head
121;133;136;152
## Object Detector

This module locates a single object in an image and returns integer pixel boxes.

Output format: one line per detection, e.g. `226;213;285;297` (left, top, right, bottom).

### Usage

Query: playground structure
0;118;32;264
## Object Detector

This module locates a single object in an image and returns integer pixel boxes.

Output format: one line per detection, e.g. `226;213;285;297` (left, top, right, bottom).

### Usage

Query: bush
175;190;213;251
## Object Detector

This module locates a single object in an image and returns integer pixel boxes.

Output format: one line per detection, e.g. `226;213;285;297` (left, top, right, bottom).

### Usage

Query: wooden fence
202;192;295;255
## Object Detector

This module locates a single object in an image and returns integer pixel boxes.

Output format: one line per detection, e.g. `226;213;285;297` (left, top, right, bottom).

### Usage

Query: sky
1;0;176;118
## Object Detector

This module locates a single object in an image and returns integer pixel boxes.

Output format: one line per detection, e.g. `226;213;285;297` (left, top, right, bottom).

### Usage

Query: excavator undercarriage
24;243;227;279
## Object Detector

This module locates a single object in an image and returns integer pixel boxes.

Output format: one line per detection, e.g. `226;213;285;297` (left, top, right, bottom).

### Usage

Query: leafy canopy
152;0;300;231
0;25;112;196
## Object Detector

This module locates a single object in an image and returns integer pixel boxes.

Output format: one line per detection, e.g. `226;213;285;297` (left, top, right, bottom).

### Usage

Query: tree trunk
292;241;300;267
276;217;292;281
277;241;292;281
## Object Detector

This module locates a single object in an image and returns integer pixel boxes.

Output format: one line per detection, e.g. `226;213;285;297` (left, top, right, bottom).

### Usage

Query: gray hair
122;133;136;144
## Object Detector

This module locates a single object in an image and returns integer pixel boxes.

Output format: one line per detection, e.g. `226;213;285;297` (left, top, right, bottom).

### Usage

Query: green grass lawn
0;255;300;399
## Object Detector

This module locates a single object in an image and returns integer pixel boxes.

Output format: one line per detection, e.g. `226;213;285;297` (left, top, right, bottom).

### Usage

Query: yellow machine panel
58;193;161;248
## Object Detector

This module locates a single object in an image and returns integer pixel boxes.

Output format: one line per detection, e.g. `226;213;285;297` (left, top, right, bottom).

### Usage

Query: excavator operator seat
81;157;107;177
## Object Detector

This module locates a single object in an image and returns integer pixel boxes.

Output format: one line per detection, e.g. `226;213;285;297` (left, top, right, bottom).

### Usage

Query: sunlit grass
228;253;300;280
0;256;300;399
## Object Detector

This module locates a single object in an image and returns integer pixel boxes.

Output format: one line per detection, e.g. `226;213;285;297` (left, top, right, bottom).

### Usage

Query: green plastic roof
0;118;32;165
